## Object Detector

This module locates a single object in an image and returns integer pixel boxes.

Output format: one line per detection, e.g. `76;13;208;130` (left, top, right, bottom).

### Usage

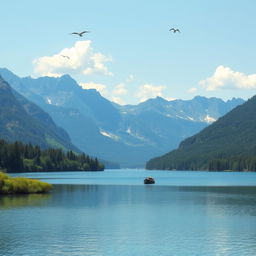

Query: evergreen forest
146;96;256;172
0;139;104;173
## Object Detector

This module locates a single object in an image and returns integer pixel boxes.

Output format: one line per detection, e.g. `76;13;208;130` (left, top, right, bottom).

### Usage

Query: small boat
144;176;155;184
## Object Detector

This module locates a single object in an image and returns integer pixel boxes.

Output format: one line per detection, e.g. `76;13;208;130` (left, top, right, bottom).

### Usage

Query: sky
1;0;256;105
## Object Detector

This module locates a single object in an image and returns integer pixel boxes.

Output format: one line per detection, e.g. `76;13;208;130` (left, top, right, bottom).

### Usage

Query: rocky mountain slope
0;75;78;151
0;68;244;167
146;95;256;171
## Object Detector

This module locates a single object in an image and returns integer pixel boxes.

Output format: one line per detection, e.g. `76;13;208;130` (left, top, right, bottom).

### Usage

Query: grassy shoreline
0;171;52;194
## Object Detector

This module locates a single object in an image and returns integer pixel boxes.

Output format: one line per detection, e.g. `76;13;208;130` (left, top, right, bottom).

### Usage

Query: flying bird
61;55;70;59
169;28;180;33
70;31;90;37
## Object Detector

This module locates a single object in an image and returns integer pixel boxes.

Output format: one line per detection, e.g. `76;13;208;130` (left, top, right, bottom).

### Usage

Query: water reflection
0;184;256;256
1;185;256;215
178;186;256;216
0;193;51;210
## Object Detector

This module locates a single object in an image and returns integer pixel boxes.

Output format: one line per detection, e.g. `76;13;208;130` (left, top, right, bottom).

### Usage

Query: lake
1;169;256;256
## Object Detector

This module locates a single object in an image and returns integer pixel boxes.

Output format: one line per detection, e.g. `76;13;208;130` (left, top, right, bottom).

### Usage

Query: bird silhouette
169;28;180;33
61;55;70;59
70;31;90;37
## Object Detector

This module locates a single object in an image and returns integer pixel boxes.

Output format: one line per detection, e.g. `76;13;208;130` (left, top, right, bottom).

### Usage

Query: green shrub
0;171;52;194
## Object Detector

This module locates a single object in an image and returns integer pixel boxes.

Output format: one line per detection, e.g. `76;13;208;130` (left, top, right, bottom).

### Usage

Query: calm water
1;169;256;256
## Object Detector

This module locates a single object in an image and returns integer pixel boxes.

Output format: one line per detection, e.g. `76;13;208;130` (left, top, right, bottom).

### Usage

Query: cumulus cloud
112;83;128;95
200;65;256;91
188;87;198;93
135;84;166;102
79;82;107;95
83;53;113;76
33;40;113;77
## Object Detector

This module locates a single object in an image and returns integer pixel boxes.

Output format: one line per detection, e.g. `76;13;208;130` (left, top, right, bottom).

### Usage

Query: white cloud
83;53;113;76
135;84;166;102
112;83;128;95
79;82;107;95
33;40;113;77
188;87;198;93
111;96;126;105
200;65;256;91
166;97;176;101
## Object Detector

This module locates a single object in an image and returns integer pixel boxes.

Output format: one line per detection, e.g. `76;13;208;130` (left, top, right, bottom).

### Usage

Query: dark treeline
208;155;256;172
0;139;104;173
147;153;256;172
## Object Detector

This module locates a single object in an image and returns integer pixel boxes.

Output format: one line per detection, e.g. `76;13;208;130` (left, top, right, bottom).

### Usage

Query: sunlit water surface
1;169;256;256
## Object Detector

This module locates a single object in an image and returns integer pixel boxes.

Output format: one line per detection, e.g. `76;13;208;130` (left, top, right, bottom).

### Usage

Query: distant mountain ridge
118;95;243;124
0;75;78;151
146;95;256;171
0;68;245;167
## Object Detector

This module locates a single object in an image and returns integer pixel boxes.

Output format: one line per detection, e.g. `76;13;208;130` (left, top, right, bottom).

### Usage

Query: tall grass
0;171;52;194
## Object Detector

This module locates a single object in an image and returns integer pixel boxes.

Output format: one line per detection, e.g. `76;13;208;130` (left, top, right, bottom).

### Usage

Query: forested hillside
0;68;244;167
0;75;78;151
146;96;256;171
0;139;104;172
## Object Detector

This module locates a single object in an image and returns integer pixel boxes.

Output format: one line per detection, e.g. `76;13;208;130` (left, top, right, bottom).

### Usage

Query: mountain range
0;75;78;151
146;95;256;171
0;68;244;167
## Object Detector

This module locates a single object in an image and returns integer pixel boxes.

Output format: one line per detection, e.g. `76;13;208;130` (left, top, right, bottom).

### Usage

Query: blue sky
1;0;256;104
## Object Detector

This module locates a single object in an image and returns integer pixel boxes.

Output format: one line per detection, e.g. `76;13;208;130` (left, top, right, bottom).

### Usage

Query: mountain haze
146;96;256;171
0;75;78;151
0;68;244;167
